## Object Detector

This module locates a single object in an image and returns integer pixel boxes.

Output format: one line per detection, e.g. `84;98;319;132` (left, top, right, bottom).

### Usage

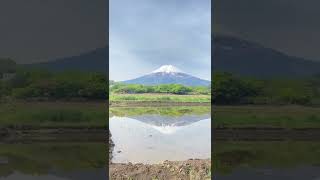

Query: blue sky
110;0;211;81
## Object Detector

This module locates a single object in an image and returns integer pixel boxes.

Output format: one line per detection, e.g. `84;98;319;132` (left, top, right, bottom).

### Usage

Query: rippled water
109;106;211;164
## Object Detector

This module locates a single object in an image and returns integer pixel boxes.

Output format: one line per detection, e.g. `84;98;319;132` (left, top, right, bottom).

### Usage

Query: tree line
111;72;320;105
0;69;108;100
110;83;211;95
1;70;319;105
212;72;320;105
1;59;319;105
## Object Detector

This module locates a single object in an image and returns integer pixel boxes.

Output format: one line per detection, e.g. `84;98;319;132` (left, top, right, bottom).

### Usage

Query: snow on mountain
129;114;210;134
122;65;211;86
152;65;182;74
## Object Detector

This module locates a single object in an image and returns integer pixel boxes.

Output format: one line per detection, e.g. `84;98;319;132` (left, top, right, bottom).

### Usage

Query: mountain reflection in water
129;114;210;134
109;107;211;164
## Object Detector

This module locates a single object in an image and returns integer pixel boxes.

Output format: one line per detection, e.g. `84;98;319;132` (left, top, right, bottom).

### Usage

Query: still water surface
109;106;211;164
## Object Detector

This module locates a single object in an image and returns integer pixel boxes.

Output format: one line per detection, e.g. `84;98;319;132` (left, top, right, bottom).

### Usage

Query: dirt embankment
0;128;107;143
109;159;211;180
214;127;320;141
109;129;114;162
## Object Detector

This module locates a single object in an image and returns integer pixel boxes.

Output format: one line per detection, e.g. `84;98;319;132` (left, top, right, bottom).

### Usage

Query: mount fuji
122;65;210;86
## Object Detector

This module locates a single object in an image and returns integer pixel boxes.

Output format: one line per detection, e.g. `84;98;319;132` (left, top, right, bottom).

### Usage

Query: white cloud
110;0;211;81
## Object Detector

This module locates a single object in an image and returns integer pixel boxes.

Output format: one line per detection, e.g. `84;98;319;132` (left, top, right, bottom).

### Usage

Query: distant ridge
23;35;320;78
213;35;320;77
25;47;108;74
122;65;211;86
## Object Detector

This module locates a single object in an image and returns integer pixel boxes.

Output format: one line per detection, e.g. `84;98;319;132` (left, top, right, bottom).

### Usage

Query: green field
110;93;211;103
110;106;210;117
1;100;320;129
0;101;107;128
214;105;320;128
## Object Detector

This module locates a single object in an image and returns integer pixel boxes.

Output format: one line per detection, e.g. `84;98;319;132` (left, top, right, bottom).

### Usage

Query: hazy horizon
0;0;107;64
110;0;211;81
214;0;320;62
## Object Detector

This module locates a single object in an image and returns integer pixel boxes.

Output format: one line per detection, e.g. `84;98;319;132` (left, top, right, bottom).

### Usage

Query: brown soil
214;127;320;141
109;159;211;180
0;128;106;143
109;129;114;162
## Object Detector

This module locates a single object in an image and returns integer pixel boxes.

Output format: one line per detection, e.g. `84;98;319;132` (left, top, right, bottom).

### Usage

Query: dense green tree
171;84;192;94
2;67;319;105
212;72;260;104
110;83;208;95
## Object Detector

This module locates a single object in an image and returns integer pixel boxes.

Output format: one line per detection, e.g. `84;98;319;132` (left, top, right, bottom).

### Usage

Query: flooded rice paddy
109;106;211;164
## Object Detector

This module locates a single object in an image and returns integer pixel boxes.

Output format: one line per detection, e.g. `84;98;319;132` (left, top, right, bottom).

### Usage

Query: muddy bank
0;128;107;142
109;130;114;162
109;159;211;180
109;101;210;107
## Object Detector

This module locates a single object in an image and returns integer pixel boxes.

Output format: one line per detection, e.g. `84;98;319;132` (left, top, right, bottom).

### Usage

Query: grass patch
110;106;211;117
214;105;320;128
110;93;211;103
0;101;107;128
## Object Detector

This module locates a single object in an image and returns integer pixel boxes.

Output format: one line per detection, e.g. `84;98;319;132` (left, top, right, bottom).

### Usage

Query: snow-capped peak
152;65;182;74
